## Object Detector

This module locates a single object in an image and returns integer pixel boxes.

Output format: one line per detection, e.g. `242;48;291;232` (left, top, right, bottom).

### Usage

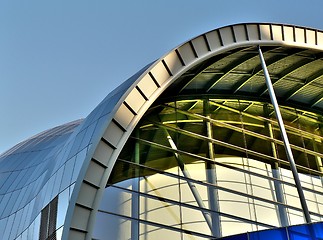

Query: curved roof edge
0;119;83;158
64;22;323;239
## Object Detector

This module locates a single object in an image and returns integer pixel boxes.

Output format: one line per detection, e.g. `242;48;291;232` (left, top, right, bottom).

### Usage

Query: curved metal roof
163;45;323;113
68;22;323;240
0;119;82;159
2;23;323;240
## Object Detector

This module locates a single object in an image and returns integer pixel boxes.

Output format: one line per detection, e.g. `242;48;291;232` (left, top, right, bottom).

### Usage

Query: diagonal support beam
258;46;311;223
160;104;323;160
162;128;214;234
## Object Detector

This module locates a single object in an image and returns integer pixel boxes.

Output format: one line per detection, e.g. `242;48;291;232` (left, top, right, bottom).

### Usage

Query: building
1;22;323;240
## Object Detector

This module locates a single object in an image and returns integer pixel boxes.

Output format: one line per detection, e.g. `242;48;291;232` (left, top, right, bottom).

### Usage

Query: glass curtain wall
93;98;323;240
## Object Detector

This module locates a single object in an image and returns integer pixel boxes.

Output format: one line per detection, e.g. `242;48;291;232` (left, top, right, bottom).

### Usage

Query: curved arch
65;23;323;240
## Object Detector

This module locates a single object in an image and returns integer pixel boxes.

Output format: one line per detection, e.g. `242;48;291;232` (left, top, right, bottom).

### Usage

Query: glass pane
139;223;181;240
93;212;133;240
254;200;280;227
99;186;135;218
141;171;180;203
57;188;69;229
181;205;211;235
220;217;254;237
102;98;323;239
139;196;180;227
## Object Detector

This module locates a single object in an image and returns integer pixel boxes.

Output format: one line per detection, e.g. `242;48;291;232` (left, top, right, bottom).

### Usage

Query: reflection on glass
56;226;63;240
94;99;323;239
32;214;40;240
3;213;15;240
57;188;69;229
99;186;134;217
93;212;132;240
139;223;181;240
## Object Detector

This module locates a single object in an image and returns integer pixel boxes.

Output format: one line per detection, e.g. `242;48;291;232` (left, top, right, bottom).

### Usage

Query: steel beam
159;105;323;160
204;99;221;237
264;104;289;226
258;46;311;223
131;129;140;240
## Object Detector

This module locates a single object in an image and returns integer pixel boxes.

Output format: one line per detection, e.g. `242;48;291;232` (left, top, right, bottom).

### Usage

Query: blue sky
1;0;323;153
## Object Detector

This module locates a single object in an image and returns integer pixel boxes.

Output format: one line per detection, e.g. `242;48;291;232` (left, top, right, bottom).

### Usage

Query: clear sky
1;0;323;154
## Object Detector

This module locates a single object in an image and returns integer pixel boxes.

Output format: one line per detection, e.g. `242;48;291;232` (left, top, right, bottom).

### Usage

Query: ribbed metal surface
166;45;323;115
2;23;323;240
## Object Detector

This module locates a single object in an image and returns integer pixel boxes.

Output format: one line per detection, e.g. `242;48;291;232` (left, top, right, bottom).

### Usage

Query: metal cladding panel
84;161;105;187
191;35;210;57
0;74;138;238
272;25;283;41
114;103;135;130
205;30;223;50
177;42;197;65
220;26;236;45
150;61;171;86
2;23;323;240
247;24;260;41
137;74;159;99
70;205;91;231
93;141;114;166
295;27;305;43
259;24;272;40
124;88;146;114
283;25;295;43
69;229;86;240
72;23;323;239
233;25;248;42
306;29;316;45
163;50;184;74
102;121;124;148
77;183;97;208
318;31;323;45
0;120;84;237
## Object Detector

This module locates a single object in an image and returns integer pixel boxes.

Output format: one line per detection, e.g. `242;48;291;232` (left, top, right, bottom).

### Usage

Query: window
39;196;58;240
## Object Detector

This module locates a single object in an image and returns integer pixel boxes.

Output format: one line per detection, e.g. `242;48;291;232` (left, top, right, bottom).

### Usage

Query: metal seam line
258;46;311;223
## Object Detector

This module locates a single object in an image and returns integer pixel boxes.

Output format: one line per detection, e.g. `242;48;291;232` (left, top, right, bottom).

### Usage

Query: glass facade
2;23;323;240
94;98;323;239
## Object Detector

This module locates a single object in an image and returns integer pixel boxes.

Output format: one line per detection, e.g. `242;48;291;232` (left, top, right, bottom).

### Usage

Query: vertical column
314;118;323;174
131;129;140;240
258;46;311;223
314;141;323;173
264;104;289;226
204;99;221;238
313;119;323;196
